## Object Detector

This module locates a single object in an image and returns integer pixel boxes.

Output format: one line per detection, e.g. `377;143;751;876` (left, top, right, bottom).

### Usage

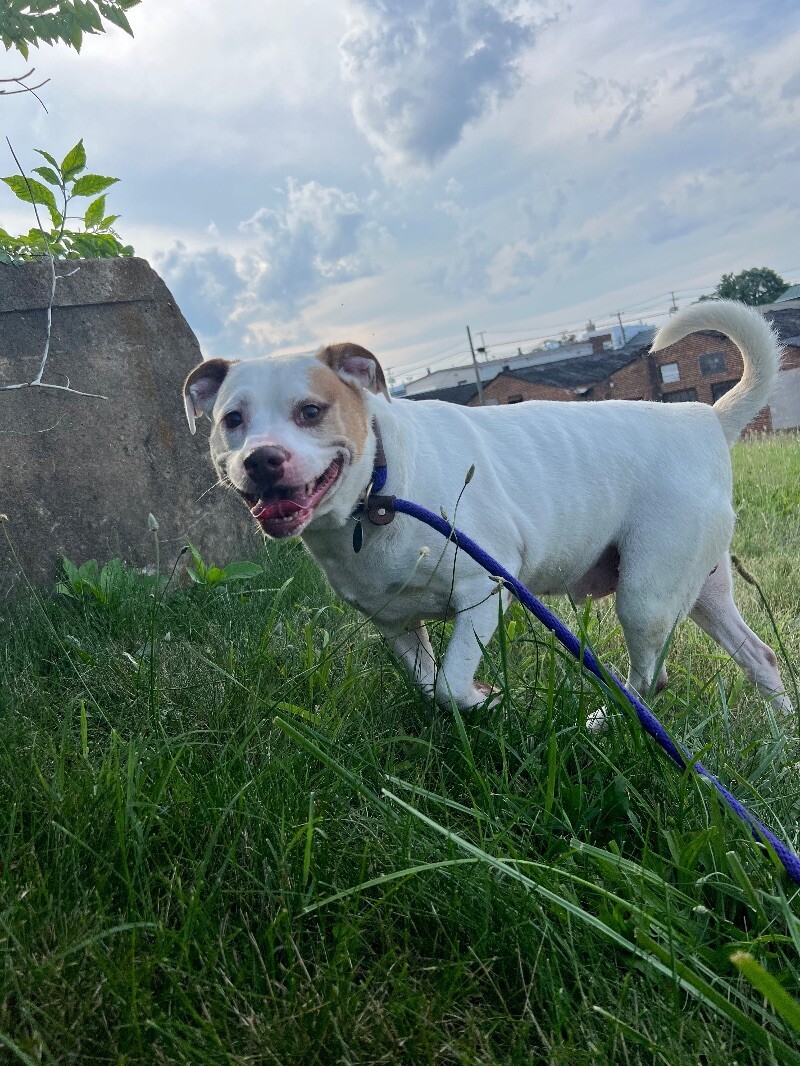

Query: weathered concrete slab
0;257;258;594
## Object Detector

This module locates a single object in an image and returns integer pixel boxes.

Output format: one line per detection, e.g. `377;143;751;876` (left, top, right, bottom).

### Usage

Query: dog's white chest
304;524;481;627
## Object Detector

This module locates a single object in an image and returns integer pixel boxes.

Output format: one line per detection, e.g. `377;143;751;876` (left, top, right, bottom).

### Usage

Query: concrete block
0;257;258;595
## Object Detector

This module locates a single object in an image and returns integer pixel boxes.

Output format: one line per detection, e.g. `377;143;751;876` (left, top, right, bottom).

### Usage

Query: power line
391;268;799;383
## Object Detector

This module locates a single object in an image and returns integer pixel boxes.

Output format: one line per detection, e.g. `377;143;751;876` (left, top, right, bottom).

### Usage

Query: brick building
410;307;800;433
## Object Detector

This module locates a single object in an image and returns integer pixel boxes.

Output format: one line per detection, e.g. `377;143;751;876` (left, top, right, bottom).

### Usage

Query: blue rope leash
381;493;800;887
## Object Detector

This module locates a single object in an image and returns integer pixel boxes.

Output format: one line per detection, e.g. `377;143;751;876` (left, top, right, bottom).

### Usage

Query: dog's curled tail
651;300;782;445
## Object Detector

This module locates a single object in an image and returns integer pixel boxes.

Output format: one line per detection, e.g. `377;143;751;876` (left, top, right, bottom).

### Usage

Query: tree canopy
1;1;140;59
705;267;789;307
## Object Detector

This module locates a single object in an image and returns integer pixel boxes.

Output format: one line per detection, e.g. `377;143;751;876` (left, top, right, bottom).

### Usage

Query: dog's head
183;343;390;539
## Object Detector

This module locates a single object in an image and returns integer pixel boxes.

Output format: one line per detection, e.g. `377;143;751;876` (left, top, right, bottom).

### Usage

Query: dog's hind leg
616;603;678;698
614;504;732;699
615;563;693;698
690;557;793;717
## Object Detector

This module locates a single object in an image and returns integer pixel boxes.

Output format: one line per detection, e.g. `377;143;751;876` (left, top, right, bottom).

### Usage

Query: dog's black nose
243;445;289;488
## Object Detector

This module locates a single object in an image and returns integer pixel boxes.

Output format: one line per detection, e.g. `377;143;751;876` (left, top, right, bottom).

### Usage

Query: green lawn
1;433;799;1063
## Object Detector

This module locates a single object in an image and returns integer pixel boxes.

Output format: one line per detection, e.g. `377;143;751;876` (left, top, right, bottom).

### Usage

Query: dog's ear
317;343;391;402
183;358;236;434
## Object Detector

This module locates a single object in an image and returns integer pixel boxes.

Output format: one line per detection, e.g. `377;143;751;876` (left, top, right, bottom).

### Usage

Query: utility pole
466;325;485;406
616;312;627;346
669;291;678;314
478;331;487;359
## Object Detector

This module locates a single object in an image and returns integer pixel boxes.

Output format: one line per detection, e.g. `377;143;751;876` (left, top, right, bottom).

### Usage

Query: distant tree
700;267;788;306
1;1;140;59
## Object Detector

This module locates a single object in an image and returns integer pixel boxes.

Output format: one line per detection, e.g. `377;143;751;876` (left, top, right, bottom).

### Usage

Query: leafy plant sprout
0;138;133;263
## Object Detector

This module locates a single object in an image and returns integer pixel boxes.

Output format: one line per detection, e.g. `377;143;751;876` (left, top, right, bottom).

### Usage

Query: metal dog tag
352;519;364;553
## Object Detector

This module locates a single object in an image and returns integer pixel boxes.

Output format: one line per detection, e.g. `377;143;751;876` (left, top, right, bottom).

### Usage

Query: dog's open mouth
245;456;343;538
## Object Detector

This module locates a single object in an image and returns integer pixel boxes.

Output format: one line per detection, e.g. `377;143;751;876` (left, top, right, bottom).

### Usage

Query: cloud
781;70;800;101
427;226;491;295
520;185;569;239
486;234;592;298
673;52;763;128
241;178;391;313
340;0;553;174
637;197;706;246
573;72;658;140
155;178;392;357
157;242;246;341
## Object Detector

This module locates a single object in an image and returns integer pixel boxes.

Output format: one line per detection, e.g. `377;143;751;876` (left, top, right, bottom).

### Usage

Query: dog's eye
223;411;243;430
299;403;323;423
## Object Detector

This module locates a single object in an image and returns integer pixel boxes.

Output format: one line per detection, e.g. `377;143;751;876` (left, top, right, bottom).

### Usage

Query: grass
1;433;799;1063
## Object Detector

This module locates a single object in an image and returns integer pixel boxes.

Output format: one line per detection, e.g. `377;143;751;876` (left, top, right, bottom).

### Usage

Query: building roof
657;310;800;350
764;307;800;347
497;328;655;391
406;381;479;404
775;284;800;303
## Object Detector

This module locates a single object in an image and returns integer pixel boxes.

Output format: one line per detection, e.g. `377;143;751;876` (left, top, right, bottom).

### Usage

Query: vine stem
0;138;107;400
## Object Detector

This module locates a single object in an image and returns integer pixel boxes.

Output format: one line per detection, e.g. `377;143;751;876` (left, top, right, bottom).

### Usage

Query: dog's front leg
382;621;438;698
434;589;506;711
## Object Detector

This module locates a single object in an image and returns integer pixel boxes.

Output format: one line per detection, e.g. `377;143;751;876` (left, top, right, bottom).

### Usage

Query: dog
183;300;792;717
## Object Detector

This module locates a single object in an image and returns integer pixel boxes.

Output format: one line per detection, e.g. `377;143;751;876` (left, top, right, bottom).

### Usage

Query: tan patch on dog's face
307;364;370;460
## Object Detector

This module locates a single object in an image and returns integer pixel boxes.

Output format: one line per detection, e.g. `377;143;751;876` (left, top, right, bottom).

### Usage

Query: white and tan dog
183;301;792;716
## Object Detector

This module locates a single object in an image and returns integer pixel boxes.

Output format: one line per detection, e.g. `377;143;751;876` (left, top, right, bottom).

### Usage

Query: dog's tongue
250;498;305;520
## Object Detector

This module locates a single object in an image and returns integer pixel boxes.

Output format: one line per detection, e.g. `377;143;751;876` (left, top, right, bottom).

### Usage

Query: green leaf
730;952;800;1035
61;139;87;180
204;566;227;585
32;165;62;187
70;173;118;197
2;175;58;216
85;195;106;228
274;701;320;723
100;5;134;35
61;558;81;585
222;562;263;581
75;1;103;32
99;214;120;230
184;543;205;567
34;149;60;169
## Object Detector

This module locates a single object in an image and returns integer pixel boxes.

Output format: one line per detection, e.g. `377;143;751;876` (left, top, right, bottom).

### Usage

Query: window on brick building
507;394;524;404
710;379;737;402
662;388;698;403
660;363;680;383
699;351;727;375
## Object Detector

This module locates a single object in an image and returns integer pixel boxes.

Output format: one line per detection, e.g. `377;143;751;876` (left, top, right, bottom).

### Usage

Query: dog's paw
435;680;503;713
454;682;503;712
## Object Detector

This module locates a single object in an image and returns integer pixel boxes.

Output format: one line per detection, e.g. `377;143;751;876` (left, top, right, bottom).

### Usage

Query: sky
2;0;799;384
